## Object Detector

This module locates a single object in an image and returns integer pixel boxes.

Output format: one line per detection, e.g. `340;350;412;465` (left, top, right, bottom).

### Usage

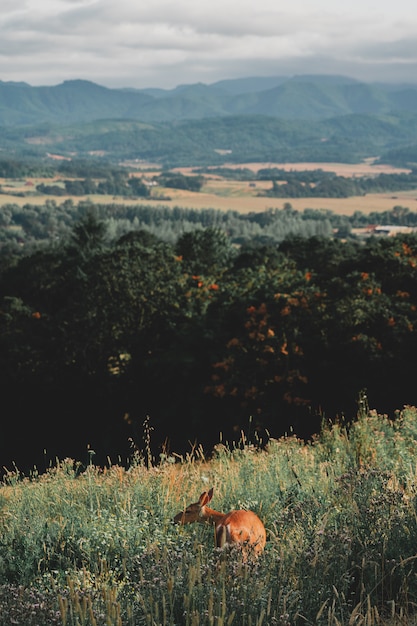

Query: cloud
1;0;417;88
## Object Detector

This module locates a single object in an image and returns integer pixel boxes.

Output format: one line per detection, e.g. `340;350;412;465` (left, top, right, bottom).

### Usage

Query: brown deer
174;487;266;558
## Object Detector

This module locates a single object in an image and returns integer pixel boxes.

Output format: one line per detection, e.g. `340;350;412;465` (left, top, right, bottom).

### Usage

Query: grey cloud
2;0;417;88
353;37;417;61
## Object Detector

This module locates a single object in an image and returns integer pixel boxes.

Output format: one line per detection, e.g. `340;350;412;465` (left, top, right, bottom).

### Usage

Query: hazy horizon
2;71;417;93
1;0;417;90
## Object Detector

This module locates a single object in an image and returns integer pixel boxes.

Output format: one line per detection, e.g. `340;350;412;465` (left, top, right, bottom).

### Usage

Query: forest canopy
1;207;417;474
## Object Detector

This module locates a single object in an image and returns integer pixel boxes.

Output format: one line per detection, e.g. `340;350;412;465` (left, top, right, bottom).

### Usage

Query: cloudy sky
1;0;417;89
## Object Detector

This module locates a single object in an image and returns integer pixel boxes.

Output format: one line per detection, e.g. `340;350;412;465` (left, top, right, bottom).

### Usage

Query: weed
2;407;417;623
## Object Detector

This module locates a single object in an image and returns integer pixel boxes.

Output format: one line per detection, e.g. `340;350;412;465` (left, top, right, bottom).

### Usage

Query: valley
1;159;415;216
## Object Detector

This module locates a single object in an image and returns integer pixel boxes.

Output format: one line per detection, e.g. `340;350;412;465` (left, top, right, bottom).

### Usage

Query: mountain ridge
1;74;417;127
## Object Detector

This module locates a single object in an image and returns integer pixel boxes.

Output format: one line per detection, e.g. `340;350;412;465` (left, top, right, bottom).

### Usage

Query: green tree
68;212;108;260
176;227;235;274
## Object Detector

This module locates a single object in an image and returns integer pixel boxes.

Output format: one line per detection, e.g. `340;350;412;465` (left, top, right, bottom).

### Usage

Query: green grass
2;404;417;625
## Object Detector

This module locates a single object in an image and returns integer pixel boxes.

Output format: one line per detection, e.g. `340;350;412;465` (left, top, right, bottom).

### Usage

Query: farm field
1;160;416;216
1;187;417;215
210;160;412;176
160;186;417;216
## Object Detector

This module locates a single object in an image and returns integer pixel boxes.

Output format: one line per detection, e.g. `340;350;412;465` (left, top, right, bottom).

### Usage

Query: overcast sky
1;0;417;89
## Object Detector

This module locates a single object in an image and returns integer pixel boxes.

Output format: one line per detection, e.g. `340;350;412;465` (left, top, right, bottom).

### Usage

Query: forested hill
3;111;417;168
1;74;417;125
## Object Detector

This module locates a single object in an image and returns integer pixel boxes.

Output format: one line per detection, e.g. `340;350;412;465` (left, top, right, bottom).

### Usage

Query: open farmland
210;160;412;176
154;187;417;216
1;160;416;216
2;186;417;215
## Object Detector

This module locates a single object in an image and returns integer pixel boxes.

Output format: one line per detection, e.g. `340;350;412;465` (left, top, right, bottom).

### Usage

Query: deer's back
215;509;266;553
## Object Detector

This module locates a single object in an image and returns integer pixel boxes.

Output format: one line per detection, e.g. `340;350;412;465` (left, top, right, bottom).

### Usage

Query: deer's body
174;488;266;557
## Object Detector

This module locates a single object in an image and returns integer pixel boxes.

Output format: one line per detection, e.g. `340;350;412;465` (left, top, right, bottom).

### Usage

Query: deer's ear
199;487;214;507
198;491;210;506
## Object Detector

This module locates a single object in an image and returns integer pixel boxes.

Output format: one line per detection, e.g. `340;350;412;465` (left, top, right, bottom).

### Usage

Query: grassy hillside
1;403;417;624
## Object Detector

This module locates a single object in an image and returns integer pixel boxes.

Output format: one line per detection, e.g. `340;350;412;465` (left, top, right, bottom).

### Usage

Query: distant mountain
0;79;154;126
1;75;417;126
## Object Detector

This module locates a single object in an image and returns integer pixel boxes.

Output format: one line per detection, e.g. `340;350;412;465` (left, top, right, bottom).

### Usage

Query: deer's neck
201;506;225;525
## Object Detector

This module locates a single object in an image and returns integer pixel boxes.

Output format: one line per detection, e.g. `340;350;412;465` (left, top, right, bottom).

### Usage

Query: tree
176;227;235;274
68;212;108;260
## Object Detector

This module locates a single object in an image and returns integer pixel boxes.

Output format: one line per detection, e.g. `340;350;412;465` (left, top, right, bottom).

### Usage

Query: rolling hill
2;74;417;167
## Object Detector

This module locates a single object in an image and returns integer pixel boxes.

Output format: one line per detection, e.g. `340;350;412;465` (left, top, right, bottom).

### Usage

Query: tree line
1;213;417;474
264;170;417;198
36;173;151;198
3;197;417;262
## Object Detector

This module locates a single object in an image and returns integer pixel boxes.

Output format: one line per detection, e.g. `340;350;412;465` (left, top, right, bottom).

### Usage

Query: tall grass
2;404;417;624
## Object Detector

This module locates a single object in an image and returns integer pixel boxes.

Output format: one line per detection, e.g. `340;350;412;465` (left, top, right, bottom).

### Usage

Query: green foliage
159;172;205;191
176;227;235;274
0;200;336;260
0;158;55;178
2;408;417;624
36;172;151;198
4;108;417;166
264;170;417;199
1;214;417;471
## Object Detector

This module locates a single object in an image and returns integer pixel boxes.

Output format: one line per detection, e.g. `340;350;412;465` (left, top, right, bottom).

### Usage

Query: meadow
2;402;417;625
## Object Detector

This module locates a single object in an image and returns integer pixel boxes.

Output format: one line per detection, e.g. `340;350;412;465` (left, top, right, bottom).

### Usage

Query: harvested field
217;160;412;177
1;161;416;216
1;188;417;216
151;188;417;216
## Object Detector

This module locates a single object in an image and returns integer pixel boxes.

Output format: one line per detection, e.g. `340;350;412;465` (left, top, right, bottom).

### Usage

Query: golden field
1;160;416;216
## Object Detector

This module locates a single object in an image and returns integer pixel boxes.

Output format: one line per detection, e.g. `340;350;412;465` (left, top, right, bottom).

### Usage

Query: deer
173;487;266;558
